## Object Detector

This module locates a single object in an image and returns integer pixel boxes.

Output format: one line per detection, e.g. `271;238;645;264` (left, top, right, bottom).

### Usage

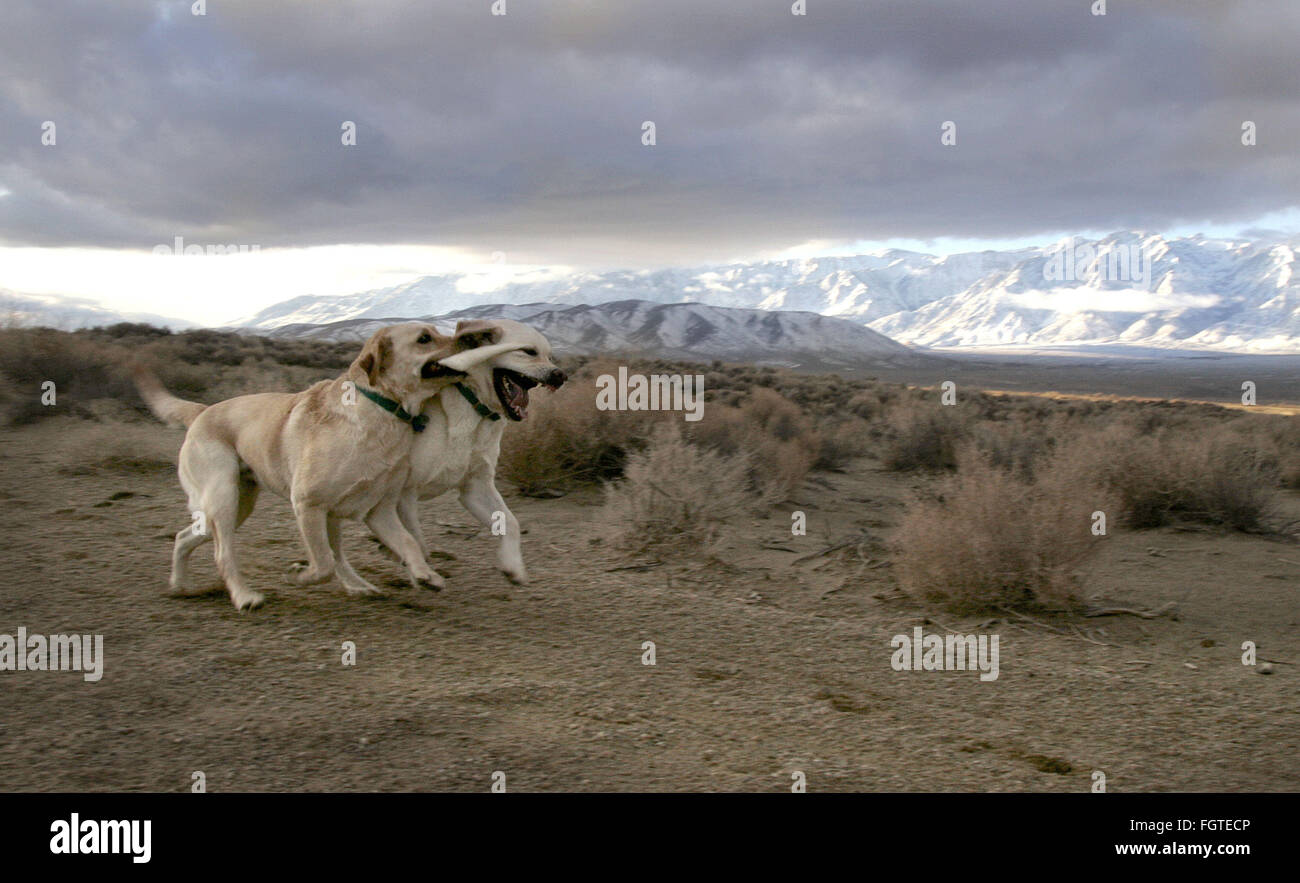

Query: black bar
0;793;1285;869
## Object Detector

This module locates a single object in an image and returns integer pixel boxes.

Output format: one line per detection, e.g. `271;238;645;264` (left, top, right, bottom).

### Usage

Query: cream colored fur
134;324;463;610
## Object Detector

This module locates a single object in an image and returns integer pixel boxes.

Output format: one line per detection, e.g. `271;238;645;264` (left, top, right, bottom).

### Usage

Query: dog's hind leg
172;448;211;592
207;469;263;612
170;521;210;591
288;501;336;586
328;516;381;596
381;491;457;563
235;467;259;528
365;504;444;591
170;476;252;590
183;442;263;611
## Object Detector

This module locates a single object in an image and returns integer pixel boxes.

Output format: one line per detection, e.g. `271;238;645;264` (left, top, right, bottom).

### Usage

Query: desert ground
0;326;1296;792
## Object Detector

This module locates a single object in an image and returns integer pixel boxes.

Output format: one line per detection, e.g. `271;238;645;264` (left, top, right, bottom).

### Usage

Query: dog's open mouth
493;368;540;421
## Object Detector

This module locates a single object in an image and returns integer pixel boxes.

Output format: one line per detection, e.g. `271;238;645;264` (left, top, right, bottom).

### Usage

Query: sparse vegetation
3;322;1297;602
0;327;135;424
0;324;360;426
497;357;667;493
892;446;1111;612
599;425;753;554
682;387;818;502
1083;422;1281;531
501;358;825;500
880;400;967;472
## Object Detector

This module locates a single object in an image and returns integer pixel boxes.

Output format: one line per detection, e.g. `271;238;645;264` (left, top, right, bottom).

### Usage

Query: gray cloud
1;0;1297;266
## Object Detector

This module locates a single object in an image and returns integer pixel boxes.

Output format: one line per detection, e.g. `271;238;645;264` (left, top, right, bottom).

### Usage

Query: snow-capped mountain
1;289;195;330
871;233;1300;352
267;300;932;370
236;248;1032;329
236;232;1300;353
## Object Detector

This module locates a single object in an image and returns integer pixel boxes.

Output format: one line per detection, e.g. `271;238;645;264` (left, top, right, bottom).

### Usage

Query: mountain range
8;232;1300;356
237;232;1300;354
1;289;196;331
268;300;931;371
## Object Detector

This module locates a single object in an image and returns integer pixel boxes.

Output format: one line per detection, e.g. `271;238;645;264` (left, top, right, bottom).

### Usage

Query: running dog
133;324;464;610
392;318;566;587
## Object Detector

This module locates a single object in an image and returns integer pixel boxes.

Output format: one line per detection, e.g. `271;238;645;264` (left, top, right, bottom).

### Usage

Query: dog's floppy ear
453;319;502;350
354;330;392;387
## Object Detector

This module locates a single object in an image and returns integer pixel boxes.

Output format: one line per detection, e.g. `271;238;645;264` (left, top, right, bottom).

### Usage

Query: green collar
356;385;429;433
455;382;502;421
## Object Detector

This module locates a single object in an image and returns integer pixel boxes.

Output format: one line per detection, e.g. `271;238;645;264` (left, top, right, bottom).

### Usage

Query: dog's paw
343;580;384;598
500;566;529;586
231;590;265;612
412;571;446;592
286;562;332;586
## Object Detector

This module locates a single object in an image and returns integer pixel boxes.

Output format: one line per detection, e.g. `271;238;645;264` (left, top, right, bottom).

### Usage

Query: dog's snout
546;368;567;388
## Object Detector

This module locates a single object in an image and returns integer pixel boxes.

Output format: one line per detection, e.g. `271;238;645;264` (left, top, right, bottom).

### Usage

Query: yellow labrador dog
392;319;566;587
133;324;464;610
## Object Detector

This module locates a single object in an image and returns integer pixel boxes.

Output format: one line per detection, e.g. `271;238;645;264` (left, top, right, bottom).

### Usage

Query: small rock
1184;663;1197;670
1258;663;1274;675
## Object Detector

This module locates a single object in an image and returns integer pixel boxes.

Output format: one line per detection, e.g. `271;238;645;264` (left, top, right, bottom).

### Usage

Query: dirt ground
0;415;1296;792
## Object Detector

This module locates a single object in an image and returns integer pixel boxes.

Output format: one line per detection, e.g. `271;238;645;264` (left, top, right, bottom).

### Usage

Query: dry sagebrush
600;425;753;555
893;443;1113;612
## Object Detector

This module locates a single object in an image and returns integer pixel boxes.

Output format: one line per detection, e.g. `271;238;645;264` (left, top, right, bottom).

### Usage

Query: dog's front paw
411;570;446;592
342;580;384;598
231;589;265;612
500;566;529;586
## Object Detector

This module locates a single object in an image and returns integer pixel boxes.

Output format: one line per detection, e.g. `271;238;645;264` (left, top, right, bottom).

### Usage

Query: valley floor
859;348;1300;410
0;418;1296;792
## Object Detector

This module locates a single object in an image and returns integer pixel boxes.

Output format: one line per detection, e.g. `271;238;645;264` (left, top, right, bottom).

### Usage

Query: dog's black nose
547;369;567;388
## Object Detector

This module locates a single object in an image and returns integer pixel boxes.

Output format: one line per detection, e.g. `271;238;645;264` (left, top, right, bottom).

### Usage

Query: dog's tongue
505;376;529;416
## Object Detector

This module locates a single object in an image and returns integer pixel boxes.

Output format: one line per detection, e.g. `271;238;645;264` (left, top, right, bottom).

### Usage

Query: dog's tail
130;361;207;428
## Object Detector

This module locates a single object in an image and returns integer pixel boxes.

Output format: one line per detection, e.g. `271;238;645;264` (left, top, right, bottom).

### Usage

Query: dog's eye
522;348;538;356
417;332;433;344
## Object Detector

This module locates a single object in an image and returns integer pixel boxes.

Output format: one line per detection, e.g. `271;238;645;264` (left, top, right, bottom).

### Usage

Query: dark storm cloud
0;0;1297;264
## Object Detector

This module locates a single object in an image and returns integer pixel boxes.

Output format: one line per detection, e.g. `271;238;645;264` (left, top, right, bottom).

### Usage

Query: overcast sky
1;0;1297;323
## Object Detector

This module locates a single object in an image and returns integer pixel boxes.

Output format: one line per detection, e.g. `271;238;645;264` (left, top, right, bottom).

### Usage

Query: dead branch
1083;601;1177;619
1070;624;1117;647
996;606;1068;635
